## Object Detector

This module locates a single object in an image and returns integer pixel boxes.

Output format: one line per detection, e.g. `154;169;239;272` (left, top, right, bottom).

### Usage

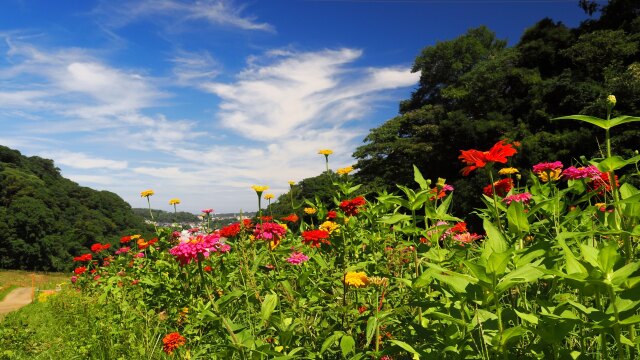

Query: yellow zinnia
304;207;317;215
288;180;295;186
264;193;275;200
498;167;519;176
319;220;340;234
318;149;333;155
169;198;181;205
344;272;369;288
140;189;154;197
251;185;269;193
537;169;562;183
336;166;354;175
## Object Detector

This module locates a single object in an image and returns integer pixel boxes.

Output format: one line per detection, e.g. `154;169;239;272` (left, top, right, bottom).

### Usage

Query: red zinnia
589;172;619;196
339;196;366;216
483;178;513;197
162;332;186;355
90;243;111;253
73;266;87;275
220;223;241;238
301;229;331;248
281;214;299;223
459;141;517;176
73;253;92;262
326;210;337;220
120;235;132;243
450;222;467;234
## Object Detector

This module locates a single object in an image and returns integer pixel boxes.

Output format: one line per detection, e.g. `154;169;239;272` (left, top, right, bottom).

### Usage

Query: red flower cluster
339;196;366;216
137;238;158;250
74;266;87;275
120;235;132;243
450;222;467;234
326;210;337;220
589;172;619;196
459;141;517;176
162;332;186;354
73;254;92;262
281;214;299;222
219;220;253;238
483;178;513;197
90;243;111;253
301;229;331;248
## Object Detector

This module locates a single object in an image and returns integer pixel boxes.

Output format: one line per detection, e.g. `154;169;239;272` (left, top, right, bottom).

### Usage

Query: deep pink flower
70;276;78;283
562;165;602;180
202;208;214;214
532;161;563;173
286;251;309;265
135;252;145;258
453;232;483;245
169;233;230;266
115;246;130;255
253;222;287;241
503;193;533;205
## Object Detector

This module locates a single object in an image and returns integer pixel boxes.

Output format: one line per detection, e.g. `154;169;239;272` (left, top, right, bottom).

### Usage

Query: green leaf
379;213;412;224
598;241;620;275
609;115;640;128
365;316;377;347
487;251;511;277
321;332;344;354
611;262;640;286
413;165;430;190
514;309;539;325
261;293;278;322
552;115;608;129
495;264;544;294
507;201;529;235
389;340;421;359
597;155;640;172
499;326;528;346
340;335;355;357
483;219;508;257
557;236;588;276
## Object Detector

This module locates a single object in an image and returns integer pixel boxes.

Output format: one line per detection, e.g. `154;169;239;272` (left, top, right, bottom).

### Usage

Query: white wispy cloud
171;49;220;85
46;150;128;170
97;0;274;32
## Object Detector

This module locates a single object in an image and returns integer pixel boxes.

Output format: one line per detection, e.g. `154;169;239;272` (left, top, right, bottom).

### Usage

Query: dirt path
0;287;32;315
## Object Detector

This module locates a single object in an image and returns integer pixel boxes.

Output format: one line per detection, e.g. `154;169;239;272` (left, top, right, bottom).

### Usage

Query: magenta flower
169;233;230;266
503;192;533;205
532;161;563;173
202;209;214;214
135;252;145;258
253;222;287;241
70;276;78;283
286;251;309;265
562;165;602;180
115;246;130;255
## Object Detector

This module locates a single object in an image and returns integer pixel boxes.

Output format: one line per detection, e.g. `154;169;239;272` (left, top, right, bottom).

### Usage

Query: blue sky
0;0;595;213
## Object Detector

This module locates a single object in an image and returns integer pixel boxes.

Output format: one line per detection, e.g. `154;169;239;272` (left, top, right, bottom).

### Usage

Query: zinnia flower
336;166;354;175
503;192;533;205
288;180;295;186
169;233;230;266
73;266;87;275
219;222;242;238
459;141;518;176
301;229;331;248
115;247;130;255
169;198;181;205
251;185;269;194
90;243;111;253
318;149;333;155
120;235;132;243
253;222;287;241
264;193;275;200
73;254;92;262
326;210;337;220
452;232;483;245
281;214;299;222
140;189;154;197
162;332;186;355
339;196;366;216
344;271;369;288
286;251;309;265
498;167;519;176
562;165;602;180
202;208;214;214
483;178;513;197
588;172;619;195
304;207;317;215
532;161;563;174
319;220;340;234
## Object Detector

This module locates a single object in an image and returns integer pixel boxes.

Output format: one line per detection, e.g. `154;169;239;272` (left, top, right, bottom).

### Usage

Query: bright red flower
73;266;87;275
326;210;337;220
588;172;619;196
339;196;366;216
483;178;513;197
459;141;517;176
450;222;467;234
120;235;132;243
90;243;111;253
301;229;331;248
220;223;241;238
73;253;92;262
137;238;157;250
203;265;212;272
162;332;186;355
281;214;299;223
261;216;273;222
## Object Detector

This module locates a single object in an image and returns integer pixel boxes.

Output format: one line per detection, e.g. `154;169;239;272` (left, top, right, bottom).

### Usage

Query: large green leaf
507;201;529;235
552;115;640;130
483;219;508;257
413;165;430;190
261;293;279;321
340;335;355;357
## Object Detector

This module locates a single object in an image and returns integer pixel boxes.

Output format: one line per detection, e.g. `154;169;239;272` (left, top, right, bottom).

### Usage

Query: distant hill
133;208;257;228
0;145;150;271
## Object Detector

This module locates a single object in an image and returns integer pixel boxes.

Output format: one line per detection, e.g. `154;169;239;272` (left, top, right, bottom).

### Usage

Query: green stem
487;169;504;231
608;286;625;359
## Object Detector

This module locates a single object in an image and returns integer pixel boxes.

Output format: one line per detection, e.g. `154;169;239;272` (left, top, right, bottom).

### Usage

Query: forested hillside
0;145;149;271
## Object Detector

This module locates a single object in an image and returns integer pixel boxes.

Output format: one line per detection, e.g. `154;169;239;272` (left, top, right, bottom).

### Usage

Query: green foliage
0;145;150;271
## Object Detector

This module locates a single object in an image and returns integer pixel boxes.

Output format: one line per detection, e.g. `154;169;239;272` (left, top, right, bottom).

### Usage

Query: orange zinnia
459;141;517;176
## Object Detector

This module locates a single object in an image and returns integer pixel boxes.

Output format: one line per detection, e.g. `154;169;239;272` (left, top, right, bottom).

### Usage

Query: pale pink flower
202;209;214;214
453;232;483;245
286;251;309;265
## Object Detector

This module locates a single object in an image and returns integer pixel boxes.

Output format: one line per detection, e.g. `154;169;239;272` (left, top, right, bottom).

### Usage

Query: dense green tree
353;0;640;225
0;145;150;271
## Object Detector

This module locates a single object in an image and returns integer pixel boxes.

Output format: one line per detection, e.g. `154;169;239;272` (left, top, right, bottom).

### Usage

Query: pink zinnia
562;165;602;180
253;222;287;241
286;251;309;265
453;232;483;245
70;276;78;283
115;246;130;255
169;233;230;266
532;161;563;173
202;209;214;214
503;193;533;205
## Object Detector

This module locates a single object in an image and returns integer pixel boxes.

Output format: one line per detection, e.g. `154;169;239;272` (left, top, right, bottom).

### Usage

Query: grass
0;270;68;290
0;285;17;302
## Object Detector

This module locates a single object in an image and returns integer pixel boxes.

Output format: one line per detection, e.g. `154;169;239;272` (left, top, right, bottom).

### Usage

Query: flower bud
607;95;617;107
